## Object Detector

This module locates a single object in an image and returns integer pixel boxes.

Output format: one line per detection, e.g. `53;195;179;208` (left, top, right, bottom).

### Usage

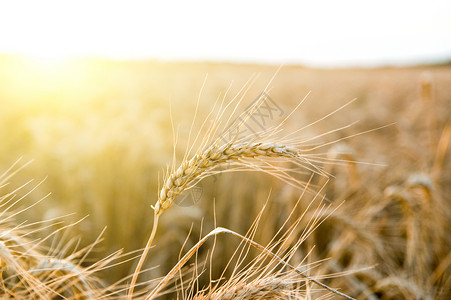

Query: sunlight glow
24;54;74;75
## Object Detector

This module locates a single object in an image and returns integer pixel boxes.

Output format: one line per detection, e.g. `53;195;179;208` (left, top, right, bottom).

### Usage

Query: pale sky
0;0;450;67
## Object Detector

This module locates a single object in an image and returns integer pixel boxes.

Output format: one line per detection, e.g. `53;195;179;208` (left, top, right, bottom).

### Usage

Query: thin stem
127;214;159;300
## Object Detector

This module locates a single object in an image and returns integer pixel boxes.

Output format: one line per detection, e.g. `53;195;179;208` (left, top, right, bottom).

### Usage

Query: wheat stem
127;214;159;300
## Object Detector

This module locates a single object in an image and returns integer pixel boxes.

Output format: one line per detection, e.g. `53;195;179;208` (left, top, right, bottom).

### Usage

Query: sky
0;0;450;67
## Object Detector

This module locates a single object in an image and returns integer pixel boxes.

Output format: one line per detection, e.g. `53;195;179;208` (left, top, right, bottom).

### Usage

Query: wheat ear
154;142;301;216
193;277;289;300
29;258;95;299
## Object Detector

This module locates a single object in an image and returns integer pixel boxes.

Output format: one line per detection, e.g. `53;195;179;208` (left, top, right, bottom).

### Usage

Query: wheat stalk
127;90;363;298
146;227;354;300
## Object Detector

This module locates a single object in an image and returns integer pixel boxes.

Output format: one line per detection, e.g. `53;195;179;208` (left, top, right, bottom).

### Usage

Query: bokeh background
1;1;450;298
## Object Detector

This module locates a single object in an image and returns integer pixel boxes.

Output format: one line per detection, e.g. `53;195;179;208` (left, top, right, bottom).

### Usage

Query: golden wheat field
0;54;450;299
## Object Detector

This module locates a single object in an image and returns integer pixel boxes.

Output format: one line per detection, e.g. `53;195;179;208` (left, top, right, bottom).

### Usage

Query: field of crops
1;55;450;299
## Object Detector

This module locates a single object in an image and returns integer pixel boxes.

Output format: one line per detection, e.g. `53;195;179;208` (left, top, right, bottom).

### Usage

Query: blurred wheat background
1;53;450;298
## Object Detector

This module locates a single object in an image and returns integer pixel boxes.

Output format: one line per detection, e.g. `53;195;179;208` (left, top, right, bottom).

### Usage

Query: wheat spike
29;258;95;299
154;142;301;215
